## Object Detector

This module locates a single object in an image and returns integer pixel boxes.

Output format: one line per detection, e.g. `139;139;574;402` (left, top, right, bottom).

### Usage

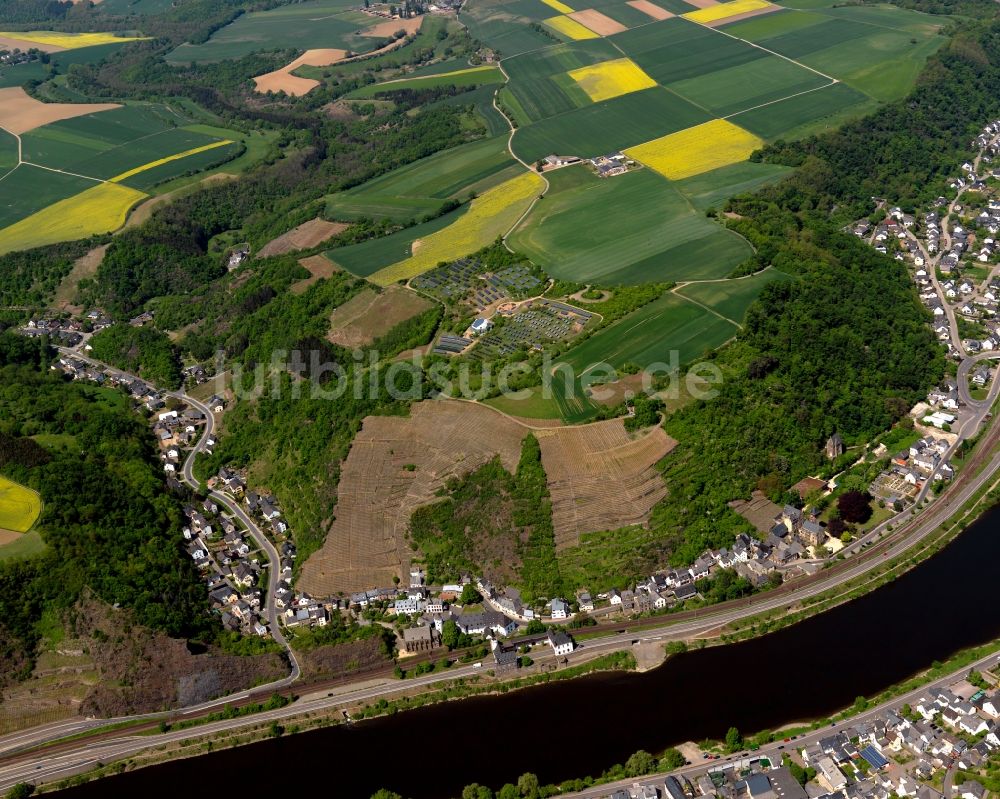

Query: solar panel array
412;259;542;310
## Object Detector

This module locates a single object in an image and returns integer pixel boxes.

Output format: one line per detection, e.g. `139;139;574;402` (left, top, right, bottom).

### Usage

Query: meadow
508;166;752;284
0;476;42;534
326;134;519;222
166;0;375;64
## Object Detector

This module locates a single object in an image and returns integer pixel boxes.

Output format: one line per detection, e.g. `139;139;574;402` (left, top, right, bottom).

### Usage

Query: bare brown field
298;401;675;595
535;420;674;550
703;3;780;25
0;87;118;135
0;528;21;546
626;0;674;19
0;35;64;53
359;16;423;37
257;217;349;258
568;9;628;35
52;243;108;312
729;490;782;533
327;284;433;348
298;401;526;595
684;0;719;7
253;48;348;96
291;254;339;294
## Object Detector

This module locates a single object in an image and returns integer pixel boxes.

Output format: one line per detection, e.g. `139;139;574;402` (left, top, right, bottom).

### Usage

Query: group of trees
408;434;566;604
88;324;181;388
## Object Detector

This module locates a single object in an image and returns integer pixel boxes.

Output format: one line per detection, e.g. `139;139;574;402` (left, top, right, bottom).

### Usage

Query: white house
547;630;574;657
470;317;493;336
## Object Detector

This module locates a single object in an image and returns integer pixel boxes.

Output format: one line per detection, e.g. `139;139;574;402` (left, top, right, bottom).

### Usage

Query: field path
669;284;742;327
492;60;550;246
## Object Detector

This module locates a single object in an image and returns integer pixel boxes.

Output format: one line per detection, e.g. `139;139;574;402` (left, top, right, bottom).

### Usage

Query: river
53;503;1000;799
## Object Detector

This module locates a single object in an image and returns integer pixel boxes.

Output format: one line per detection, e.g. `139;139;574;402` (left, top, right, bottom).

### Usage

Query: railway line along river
53;503;1000;798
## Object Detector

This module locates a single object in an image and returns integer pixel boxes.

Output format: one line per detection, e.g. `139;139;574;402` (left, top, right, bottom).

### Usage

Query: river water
53;504;1000;799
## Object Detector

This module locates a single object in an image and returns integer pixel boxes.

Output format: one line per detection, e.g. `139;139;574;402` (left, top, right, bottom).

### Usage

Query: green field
325;205;471;276
502;40;618;124
511;86;710;163
509;166;752;284
21;105;232;181
0;165;94;229
613;18;766;84
0;129;18;174
0;476;42;534
347;66;505;98
730;80;871;140
462;1;561;57
675;268;794;322
673;161;793;211
121;141;245;191
326;135;518;222
669;54;831;118
725;4;948;103
561;292;739;379
0;529;45;562
166;0;377;64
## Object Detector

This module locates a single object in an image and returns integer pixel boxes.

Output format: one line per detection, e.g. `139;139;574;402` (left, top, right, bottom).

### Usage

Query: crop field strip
673;267;794;322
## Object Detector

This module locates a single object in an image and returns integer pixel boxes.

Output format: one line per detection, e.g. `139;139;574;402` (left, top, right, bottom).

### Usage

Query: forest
0;337;215;685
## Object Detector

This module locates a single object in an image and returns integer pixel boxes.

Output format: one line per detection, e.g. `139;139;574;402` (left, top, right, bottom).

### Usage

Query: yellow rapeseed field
0;476;41;534
540;0;575;13
567;58;657;103
0;31;148;50
0;182;146;256
681;0;773;25
624;119;764;180
109;140;233;183
369;171;545;286
543;15;599;40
